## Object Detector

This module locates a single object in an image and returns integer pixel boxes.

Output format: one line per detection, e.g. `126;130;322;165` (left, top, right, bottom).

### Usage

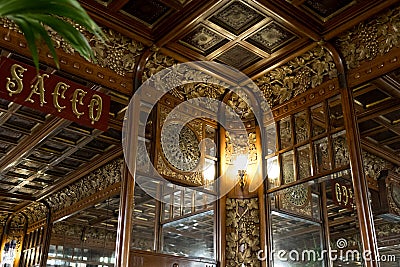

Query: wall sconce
238;169;247;188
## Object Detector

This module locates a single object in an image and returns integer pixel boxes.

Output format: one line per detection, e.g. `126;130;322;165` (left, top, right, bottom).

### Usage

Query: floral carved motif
362;150;392;180
0;18;144;76
336;5;400;70
226;198;261;267
45;158;123;212
255;46;337;107
21;202;48;225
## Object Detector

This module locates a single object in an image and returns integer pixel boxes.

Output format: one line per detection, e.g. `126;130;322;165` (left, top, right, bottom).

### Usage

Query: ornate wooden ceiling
0;0;399;229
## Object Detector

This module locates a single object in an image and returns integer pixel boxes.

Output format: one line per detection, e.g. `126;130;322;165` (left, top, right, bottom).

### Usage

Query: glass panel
173;190;182;218
271;191;323;266
267;156;280;188
325;173;364;266
162;210;215;259
282;151;295;184
280;116;292;149
265;122;277;156
314;137;331;173
297;144;312;180
328;95;344;130
311;103;326;137
295;111;309;143
47;195;119;266
205;125;217;157
332;130;350;168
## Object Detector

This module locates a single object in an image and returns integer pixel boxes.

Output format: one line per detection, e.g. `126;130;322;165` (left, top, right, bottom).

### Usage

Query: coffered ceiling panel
120;0;171;26
179;24;229;55
215;44;262;70
208;1;265;35
246;21;298;54
299;0;356;21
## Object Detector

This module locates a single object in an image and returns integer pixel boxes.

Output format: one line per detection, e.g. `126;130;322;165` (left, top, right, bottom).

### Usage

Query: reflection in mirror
354;69;400;266
47;194;120;267
131;175;217;262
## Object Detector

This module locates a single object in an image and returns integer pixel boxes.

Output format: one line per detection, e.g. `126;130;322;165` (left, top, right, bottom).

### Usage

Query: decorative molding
45;157;123;213
256;45;337;107
336;5;400;70
215;44;262;70
225;198;261;267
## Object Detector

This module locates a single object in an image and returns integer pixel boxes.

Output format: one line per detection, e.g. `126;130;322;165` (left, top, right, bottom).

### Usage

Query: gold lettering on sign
88;94;103;124
52;82;69;112
25;74;49;106
71;89;87;118
6;64;27;96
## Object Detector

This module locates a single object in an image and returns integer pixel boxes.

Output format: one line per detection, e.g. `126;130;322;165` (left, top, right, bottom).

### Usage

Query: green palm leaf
0;0;105;70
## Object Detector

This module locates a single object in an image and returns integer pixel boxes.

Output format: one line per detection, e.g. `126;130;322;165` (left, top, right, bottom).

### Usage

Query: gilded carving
362;150;392;180
142;49;177;83
336;5;400;69
0;18;144;76
226;91;254;119
225;131;257;165
226;198;260;267
156;153;203;185
255;46;337;106
45;158;123;212
375;222;400;238
332;133;350;168
21;202;48;225
52;222;117;242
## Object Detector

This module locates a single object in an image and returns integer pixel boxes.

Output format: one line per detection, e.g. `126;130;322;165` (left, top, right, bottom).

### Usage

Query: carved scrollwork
336;5;400;69
225;131;258;165
226;198;261;267
45;158;123;212
255;46;337;107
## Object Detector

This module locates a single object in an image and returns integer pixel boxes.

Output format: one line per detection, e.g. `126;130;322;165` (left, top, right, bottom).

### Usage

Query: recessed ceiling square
209;1;265;35
246;21;298;54
302;0;355;21
180;24;229;55
215;45;262;70
121;0;170;26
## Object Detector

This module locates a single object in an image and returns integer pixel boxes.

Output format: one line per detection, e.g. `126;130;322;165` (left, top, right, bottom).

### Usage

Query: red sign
0;57;110;131
331;180;355;210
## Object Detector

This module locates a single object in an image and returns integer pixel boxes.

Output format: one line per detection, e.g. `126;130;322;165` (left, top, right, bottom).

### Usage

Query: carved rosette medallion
161;123;201;172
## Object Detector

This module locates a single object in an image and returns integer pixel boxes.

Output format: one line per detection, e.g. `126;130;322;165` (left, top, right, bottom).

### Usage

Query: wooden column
39;202;52;267
115;91;140;266
325;43;380;267
115;164;135;267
